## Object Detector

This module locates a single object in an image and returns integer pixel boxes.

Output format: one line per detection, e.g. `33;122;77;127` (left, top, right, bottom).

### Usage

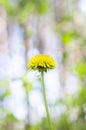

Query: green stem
41;71;52;130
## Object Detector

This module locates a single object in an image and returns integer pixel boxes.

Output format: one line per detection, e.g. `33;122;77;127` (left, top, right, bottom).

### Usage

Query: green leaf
0;0;15;15
72;86;86;107
61;32;80;45
0;78;9;88
37;0;49;14
0;0;11;8
62;51;68;62
17;2;34;23
3;90;11;98
79;86;86;104
5;113;19;123
75;63;86;78
22;72;33;93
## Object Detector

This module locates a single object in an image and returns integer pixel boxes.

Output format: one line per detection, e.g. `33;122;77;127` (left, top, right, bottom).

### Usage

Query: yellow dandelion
27;54;56;130
28;54;56;72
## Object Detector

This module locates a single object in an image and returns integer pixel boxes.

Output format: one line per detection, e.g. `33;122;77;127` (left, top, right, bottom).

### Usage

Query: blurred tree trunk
0;7;8;54
23;23;29;68
53;0;83;93
53;0;68;90
23;22;31;130
53;0;67;22
36;17;45;53
52;0;77;100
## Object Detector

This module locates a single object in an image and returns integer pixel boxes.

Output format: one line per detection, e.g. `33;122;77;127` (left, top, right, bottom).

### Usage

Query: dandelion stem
41;71;52;130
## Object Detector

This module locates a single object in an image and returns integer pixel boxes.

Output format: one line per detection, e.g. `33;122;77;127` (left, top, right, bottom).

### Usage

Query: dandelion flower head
28;54;56;72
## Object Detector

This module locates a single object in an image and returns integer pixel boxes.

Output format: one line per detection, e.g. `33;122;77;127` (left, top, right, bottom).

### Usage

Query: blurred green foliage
0;0;50;23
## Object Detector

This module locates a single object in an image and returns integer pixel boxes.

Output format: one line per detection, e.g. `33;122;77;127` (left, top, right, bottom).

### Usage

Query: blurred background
0;0;86;130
